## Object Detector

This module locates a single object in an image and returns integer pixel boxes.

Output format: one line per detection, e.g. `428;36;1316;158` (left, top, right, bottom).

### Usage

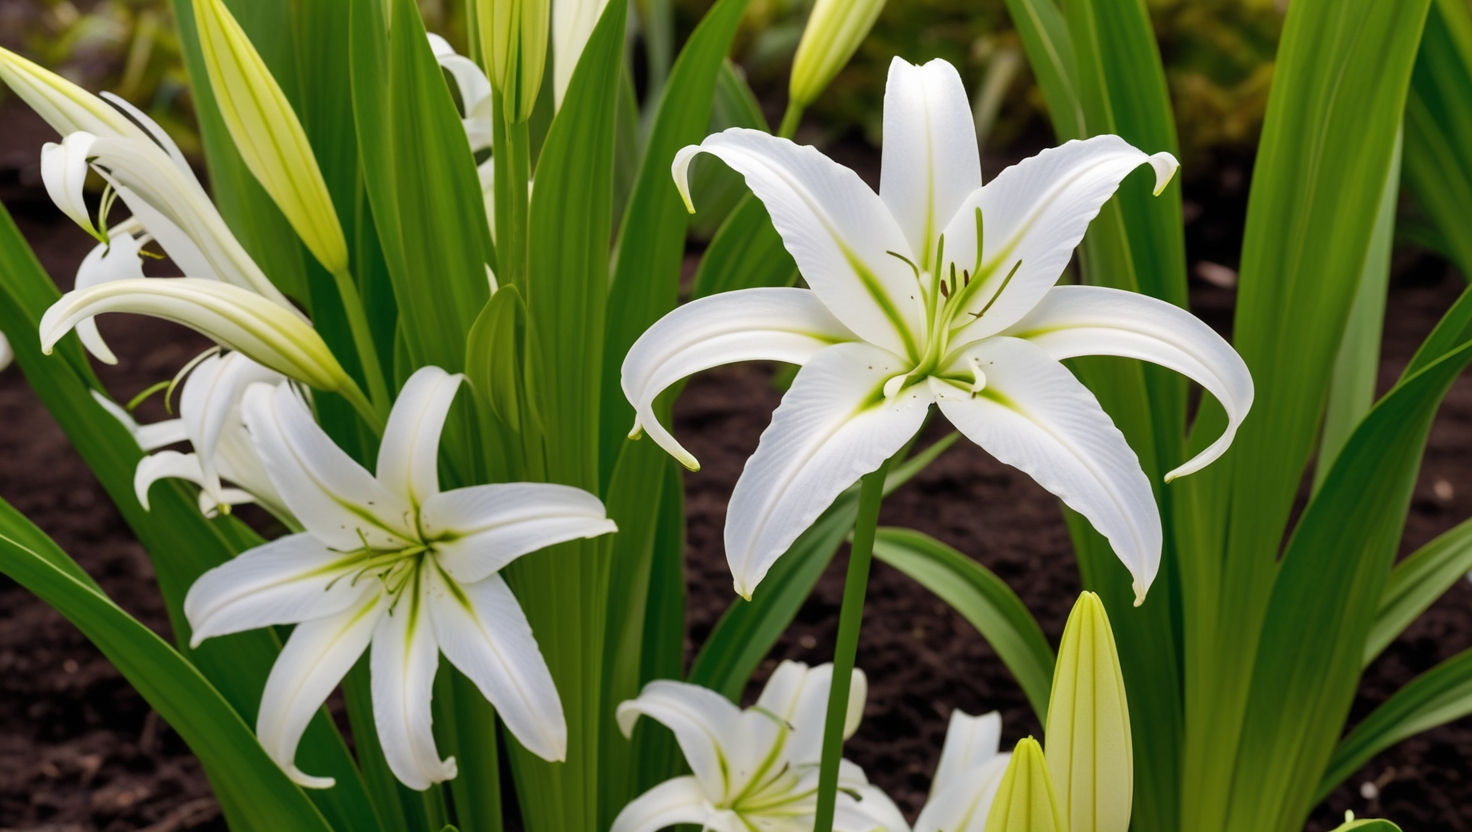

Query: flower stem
338;379;385;436
331;267;390;427
813;458;891;832
494;97;531;289
778;100;805;139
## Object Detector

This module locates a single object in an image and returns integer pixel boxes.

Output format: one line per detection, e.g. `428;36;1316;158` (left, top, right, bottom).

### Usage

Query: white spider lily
611;661;908;832
41;278;351;394
185;366;617;788
122;351;294;522
623;57;1253;601
913;711;1011;832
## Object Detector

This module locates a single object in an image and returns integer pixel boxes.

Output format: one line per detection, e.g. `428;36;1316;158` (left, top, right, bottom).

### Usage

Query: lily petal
931;337;1160;601
609;776;717;832
134;450;207;510
756;661;867;765
616;680;746;798
726;342;930;598
41;133;102;239
41;278;350;392
74;231;147;363
181;351;284;498
914;710;1008;832
213;419;294;524
183;532;368;646
999;285;1253;481
0;333;11;372
621;287;859;470
91;390;187;451
552;0;610;109
836;784;912;832
243;382;414;550
428;568;566;761
257;588;386;788
879;58;982;266
98;92;191;173
372;575;458;790
673;130;923;358
927;710;1003;799
376;366;462;509
422;483;616;584
942;136;1180;340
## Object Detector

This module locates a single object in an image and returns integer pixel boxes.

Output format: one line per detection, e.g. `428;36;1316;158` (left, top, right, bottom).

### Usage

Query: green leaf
0;500;334;832
689;193;799;301
1318;647;1472;804
998;0;1084;142
597;0;752;486
1364;515;1472;666
466;285;530;435
1404;0;1472;281
687;60;769;240
872;528;1055;722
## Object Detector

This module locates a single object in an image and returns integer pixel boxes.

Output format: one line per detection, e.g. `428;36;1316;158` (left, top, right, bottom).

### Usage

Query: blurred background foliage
2;0;1286;177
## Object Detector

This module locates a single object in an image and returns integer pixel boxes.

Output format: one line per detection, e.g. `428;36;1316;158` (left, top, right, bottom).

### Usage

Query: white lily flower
623;57;1253;601
912;710;1011;832
0;332;13;373
612;661;908;832
429;34;495;154
185;366;618;788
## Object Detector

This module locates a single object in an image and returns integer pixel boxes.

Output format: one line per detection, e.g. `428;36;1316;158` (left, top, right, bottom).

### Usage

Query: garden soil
2;103;1471;830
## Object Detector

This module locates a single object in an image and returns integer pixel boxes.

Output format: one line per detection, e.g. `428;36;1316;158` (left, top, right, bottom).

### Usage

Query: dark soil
2;101;1471;831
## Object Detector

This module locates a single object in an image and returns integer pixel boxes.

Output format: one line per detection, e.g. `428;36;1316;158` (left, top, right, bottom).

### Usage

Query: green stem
338;379;385;436
331;268;391;424
777;100;805;139
494;101;531;289
812;458;891;832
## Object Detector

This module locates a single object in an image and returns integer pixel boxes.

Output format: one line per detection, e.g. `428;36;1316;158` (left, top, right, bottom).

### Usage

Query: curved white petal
0;48;153;140
0;333;11;372
86;135;296;309
610;776;718;832
616;680;746;798
999;285;1253;481
243;382;414;550
422;483;616;584
837;784;912;832
73;232;147;363
622;287;859;470
40;278;347;392
933;337;1160;601
914;710;1007;832
376;366;462;509
756;661;867;765
673;130;924;358
941;136;1180;340
134;450;206;510
257;588;386;788
90;389;187;451
726;342;931;598
371;574;457;790
98;92;191;174
102;177;217;288
552;0;611;109
213;420;293;524
183;532;369;646
428;568;566;761
880;58;982;265
181;351;284;498
927;710;1002;799
41;133;101;239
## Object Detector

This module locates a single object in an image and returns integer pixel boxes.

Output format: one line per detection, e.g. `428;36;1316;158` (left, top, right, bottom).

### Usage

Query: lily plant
612;661;907;832
184;366;618;789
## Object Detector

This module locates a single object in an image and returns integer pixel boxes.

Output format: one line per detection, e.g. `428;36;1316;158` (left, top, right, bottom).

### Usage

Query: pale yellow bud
1045;592;1133;832
0;47;150;140
478;0;550;123
192;0;349;274
983;737;1067;832
789;0;887;109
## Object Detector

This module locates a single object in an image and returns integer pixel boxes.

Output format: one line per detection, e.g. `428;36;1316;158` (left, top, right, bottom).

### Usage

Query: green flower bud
1045;592;1133;832
478;0;550;123
983;737;1068;832
789;0;887;109
193;0;349;275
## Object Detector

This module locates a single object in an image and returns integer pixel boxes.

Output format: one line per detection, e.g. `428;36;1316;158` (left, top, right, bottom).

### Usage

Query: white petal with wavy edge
41;133;101;239
183;532;369;646
998;285;1253;480
422;483;616;584
243;382;414;551
672;130;923;358
40;278;346;391
376;367;461;509
931;337;1160;601
609;776;718;832
914;710;1008;832
133;450;207;510
940;136;1179;341
621;287;859;470
616;680;749;799
755;661;866;765
73;232;146;363
90;390;187;451
428;568;566;761
879;58;983;266
181;352;284;498
257;588;386;788
725;342;931;598
371;577;457;790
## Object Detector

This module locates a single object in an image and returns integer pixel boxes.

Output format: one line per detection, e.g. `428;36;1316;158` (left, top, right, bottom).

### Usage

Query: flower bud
192;0;349;274
1045;592;1133;832
478;0;550;123
0;47;150;140
983;737;1067;832
789;0;887;110
41;278;352;393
